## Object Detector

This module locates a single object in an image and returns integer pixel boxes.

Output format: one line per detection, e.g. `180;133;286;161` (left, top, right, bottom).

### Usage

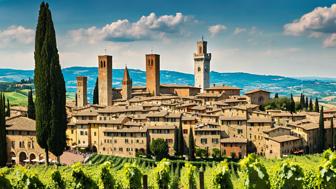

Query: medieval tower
76;76;87;107
146;54;160;96
122;66;132;100
194;38;211;92
98;55;113;106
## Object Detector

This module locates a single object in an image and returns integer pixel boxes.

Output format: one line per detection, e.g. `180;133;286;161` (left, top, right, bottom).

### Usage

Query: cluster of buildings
5;39;336;164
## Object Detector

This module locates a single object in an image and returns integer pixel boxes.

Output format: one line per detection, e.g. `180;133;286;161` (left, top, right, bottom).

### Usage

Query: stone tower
98;55;113;106
122;66;132;100
76;76;87;107
146;54;160;96
194;38;211;92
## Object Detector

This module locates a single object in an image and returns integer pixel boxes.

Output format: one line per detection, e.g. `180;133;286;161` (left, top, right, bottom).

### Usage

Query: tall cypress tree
331;117;334;150
75;93;78;107
299;93;304;110
93;77;99;104
315;98;320;113
177;114;184;156
309;98;313;112
6;99;10;117
34;3;66;164
188;127;195;161
318;106;325;153
0;93;7;167
305;96;309;111
274;93;279;99
290;94;296;114
27;88;35;120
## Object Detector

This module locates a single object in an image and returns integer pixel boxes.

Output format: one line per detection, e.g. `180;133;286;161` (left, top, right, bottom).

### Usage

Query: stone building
146;54;160;96
194;38;211;92
98;55;113;106
245;89;270;106
121;66;132;100
76;76;87;107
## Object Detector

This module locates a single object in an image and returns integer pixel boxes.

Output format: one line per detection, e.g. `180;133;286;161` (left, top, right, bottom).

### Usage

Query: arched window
198;67;201;72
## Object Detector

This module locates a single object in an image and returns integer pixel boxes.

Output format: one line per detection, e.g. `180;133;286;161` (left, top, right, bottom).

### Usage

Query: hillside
1;67;336;104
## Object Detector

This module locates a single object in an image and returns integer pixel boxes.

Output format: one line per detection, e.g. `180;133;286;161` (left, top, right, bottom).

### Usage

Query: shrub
195;147;207;158
180;163;197;189
12;166;44;189
303;170;319;189
239;154;270;189
48;170;65;189
273;162;304;189
150;159;171;189
119;163;142;189
71;162;98;189
150;138;169;160
205;161;233;189
0;167;11;189
212;148;221;159
319;150;336;189
99;161;115;189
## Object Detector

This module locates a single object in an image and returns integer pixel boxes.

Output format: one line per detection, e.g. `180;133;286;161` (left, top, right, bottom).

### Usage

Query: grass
4;90;29;106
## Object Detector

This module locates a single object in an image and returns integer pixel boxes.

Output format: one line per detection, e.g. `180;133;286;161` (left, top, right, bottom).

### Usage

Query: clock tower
194;38;211;92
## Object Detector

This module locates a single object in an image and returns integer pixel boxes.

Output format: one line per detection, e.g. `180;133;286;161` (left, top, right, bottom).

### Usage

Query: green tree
150;138;169;160
290;94;296;114
93;77;98;104
318;106;325;153
305;96;309;111
34;2;67;165
0;94;7;167
274;93;279;98
273;162;304;189
188;127;195;161
299;93;304;110
75;93;78;107
6;99;10;117
331;117;334;150
177;114;184;156
27;88;35;120
315;98;319;112
309;98;313;112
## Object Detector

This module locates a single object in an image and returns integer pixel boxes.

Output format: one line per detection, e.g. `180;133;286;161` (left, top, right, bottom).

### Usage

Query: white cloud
208;24;226;36
0;25;34;48
233;27;247;35
323;33;336;47
284;4;336;36
70;12;194;44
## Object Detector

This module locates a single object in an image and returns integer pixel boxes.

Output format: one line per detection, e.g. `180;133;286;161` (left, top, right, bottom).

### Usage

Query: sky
1;0;336;77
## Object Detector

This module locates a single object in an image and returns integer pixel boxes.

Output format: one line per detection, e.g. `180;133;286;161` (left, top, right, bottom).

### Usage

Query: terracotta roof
245;89;270;95
247;118;272;123
221;137;247;143
6;117;36;131
73;110;98;117
263;126;291;134
104;127;147;133
147;125;176;130
147;111;168;118
268;135;300;143
205;86;241;90
219;116;246;121
160;84;200;89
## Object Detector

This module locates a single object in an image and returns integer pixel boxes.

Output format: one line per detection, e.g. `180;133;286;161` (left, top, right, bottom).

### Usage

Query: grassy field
4;89;29;106
1;153;325;188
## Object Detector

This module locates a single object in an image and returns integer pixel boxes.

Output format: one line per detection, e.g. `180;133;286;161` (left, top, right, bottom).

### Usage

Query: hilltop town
4;38;335;164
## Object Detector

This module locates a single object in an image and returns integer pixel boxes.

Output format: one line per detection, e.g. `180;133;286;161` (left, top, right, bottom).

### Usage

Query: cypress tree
93;77;99;104
274;93;279;99
177;114;184;156
6;99;10;117
309;98;313;112
331;117;334;150
305;96;309;111
299;93;304;110
318;106;325;153
315;98;319;112
75;93;78;107
34;3;67;164
188;127;195;161
290;94;296;114
27;88;35;120
0;93;7;167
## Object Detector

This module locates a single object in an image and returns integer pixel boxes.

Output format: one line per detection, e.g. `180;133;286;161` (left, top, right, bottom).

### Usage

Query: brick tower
146;54;160;96
122;66;132;100
194;38;211;92
98;55;113;106
76;76;87;107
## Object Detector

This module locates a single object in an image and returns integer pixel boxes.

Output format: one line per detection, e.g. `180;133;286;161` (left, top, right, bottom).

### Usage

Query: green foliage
150;138;169;160
71;162;98;189
177;114;185;156
27;88;35;120
0;93;7;167
212;148;221;159
150;159;171;189
180;163;197;189
303;170;319;189
319;150;336;189
205;161;233;189
12;166;45;189
318;106;325;153
118;163;142;189
6;99;10;117
239;154;270;189
315;98;320;112
99;161;115;189
188;128;195;161
48;170;65;189
273;162;304;189
264;96;291;111
195;147;207;158
0;168;11;189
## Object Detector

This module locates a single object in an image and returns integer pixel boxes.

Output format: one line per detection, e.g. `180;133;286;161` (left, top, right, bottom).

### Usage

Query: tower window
199;46;202;54
198;67;201;72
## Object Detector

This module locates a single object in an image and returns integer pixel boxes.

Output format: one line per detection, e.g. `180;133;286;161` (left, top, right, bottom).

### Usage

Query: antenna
104;48;107;55
202;35;204;41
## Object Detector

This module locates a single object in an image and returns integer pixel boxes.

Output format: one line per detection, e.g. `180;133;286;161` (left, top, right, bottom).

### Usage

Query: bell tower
122;66;132;100
98;55;112;106
194;38;211;92
146;54;160;96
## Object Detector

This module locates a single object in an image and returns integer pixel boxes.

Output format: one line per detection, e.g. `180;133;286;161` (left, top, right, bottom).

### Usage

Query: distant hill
1;66;336;104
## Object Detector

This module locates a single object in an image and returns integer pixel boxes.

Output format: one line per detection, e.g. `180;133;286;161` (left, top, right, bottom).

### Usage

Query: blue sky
1;0;336;77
